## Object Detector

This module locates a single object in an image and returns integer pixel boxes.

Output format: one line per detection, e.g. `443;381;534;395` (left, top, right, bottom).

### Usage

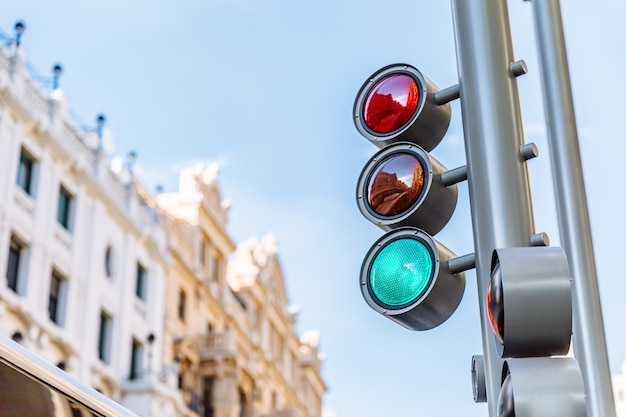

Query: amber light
363;73;420;134
366;153;425;217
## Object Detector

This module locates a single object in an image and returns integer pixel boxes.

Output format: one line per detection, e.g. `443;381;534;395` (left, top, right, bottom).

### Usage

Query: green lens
369;238;434;307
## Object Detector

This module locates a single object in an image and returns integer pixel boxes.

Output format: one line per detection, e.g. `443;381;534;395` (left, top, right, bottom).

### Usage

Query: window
104;245;113;278
202;377;215;417
210;251;222;282
178;356;190;390
16;148;35;195
70;403;85;417
6;235;26;293
270;325;283;362
56;185;74;231
48;269;67;326
231;288;246;310
291;352;297;382
129;338;143;380
200;236;208;267
178;289;186;321
135;262;147;301
97;311;112;363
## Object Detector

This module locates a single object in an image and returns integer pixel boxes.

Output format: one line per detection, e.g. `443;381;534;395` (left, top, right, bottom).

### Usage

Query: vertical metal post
450;0;536;415
529;1;616;416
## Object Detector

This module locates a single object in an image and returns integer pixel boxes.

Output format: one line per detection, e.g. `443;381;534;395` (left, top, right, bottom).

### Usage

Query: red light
363;73;420;134
487;263;504;344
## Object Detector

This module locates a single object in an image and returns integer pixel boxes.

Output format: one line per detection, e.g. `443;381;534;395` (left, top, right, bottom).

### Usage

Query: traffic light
486;246;586;416
355;142;457;235
497;358;586;417
487;246;572;358
354;63;471;331
353;63;451;151
359;227;465;330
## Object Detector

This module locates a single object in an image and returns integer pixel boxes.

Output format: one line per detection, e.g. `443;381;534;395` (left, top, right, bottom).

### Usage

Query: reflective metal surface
497;373;515;417
0;334;138;417
0;360;95;416
531;1;615;415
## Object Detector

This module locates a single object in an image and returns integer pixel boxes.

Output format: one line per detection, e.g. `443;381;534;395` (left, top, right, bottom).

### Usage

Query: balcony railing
199;331;236;360
269;407;301;417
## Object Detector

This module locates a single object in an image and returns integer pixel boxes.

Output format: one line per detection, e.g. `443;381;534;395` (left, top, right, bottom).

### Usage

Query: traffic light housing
497;358;586;417
356;142;457;235
353;64;451;151
487;246;573;358
486;246;586;416
359;227;464;331
354;64;470;331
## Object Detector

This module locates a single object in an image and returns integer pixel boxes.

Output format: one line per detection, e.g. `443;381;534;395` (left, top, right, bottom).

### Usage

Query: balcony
269;407;301;417
199;331;236;361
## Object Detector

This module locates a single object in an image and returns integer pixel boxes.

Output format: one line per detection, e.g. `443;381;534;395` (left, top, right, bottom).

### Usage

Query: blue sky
2;1;625;416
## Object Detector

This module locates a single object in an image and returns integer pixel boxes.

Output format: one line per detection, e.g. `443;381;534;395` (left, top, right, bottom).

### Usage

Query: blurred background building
0;21;325;417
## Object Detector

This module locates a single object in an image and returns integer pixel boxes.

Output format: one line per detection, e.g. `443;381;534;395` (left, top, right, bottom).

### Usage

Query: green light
369;238;434;307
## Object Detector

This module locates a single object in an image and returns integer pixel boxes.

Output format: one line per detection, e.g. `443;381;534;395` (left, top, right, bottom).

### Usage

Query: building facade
156;164;326;417
0;25;325;417
0;39;176;415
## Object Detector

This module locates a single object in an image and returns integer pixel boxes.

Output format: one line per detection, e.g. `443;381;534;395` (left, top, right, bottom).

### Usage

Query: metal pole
450;0;536;415
529;1;616;416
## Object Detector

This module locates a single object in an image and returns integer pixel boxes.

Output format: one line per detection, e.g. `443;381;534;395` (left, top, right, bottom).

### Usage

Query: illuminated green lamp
369;237;434;307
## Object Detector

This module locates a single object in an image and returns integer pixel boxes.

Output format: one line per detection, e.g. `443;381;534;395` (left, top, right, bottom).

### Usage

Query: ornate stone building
156;164;326;417
0;23;325;417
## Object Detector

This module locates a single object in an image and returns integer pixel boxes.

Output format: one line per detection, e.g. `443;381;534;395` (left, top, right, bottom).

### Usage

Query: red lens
487;263;505;343
366;153;425;217
363;73;420;134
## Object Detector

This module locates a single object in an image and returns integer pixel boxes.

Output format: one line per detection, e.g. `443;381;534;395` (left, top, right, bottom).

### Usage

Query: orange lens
367;153;425;217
